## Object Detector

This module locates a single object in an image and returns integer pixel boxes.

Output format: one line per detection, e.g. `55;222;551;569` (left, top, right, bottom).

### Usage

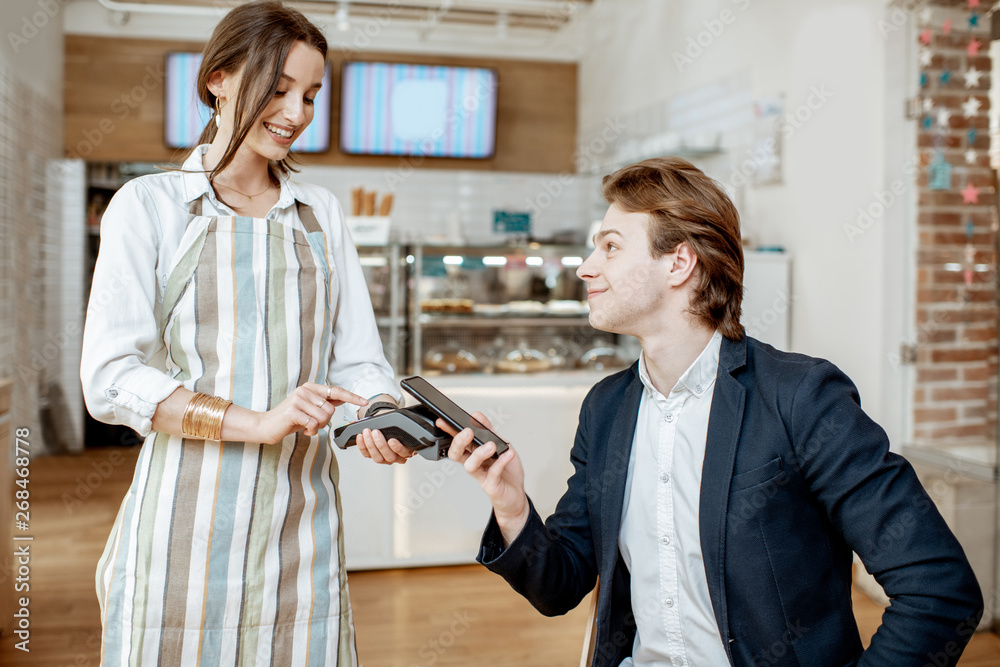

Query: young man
445;157;983;666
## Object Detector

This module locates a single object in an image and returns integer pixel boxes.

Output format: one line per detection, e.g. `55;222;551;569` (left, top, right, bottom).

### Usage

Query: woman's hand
256;382;366;445
443;412;529;545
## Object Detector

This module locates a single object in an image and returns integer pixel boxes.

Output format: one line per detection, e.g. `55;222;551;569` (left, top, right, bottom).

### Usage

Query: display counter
337;371;613;570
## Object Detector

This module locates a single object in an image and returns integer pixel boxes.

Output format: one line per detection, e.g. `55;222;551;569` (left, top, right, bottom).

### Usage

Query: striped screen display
340;62;498;159
164;52;332;153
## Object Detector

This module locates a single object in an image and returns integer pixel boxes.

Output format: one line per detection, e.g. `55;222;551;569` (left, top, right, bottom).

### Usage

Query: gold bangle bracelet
181;393;233;441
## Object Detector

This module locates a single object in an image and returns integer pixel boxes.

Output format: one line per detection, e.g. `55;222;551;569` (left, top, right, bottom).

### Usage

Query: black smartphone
400;376;509;456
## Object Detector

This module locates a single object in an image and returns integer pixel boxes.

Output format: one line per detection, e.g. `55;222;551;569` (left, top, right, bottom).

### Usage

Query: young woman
80;2;411;664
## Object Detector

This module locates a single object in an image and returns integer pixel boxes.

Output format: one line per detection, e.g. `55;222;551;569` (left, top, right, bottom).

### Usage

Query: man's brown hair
602;157;745;340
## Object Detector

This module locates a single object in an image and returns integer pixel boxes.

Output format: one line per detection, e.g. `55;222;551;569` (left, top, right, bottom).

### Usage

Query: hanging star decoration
943;18;953;34
962;96;982;117
922;114;934;130
920;6;934;24
968;38;981;56
962;182;980;204
941;69;951;84
965;148;978;164
963;66;982;88
923;97;934;113
968;0;981;8
969;13;980;28
969;128;977;143
936;107;952;128
920;28;933;45
920;48;933;67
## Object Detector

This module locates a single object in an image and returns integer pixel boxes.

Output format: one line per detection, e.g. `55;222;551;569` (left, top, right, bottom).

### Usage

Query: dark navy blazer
478;335;982;667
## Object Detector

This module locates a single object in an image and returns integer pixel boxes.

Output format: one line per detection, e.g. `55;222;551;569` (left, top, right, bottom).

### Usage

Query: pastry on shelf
495;343;552;373
576;345;627;371
424;344;482;373
546;299;587;315
420;298;474;313
505;300;545;314
472;303;508;315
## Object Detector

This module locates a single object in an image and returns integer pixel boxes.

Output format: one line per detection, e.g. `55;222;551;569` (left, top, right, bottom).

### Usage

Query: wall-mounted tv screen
164;52;332;153
340;61;498;159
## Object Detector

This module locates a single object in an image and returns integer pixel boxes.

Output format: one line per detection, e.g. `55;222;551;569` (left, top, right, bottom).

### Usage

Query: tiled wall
54;160;86;451
299;164;600;245
576;73;755;188
0;61;73;454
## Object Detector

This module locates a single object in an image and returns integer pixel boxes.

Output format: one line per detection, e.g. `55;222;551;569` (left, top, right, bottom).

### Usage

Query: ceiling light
496;11;508;39
336;2;350;31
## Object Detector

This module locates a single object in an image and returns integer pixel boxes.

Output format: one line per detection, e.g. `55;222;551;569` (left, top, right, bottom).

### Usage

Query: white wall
575;0;907;438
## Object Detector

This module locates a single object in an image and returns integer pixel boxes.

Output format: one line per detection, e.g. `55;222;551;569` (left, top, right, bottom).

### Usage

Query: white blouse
80;145;400;437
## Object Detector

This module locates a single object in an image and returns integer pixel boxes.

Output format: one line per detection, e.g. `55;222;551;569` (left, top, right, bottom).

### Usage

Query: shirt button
664;413;673;423
661;535;670;545
107;388;118;398
660;472;670;483
665;598;674;607
695;384;703;393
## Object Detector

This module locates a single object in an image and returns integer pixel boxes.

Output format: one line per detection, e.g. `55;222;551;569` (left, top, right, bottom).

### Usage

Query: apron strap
296;200;322;235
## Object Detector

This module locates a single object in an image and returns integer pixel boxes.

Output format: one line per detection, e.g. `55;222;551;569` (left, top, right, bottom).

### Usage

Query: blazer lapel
700;335;748;660
597;366;643;571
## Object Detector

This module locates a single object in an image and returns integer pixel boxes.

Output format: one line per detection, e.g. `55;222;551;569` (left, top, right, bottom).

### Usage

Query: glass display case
357;243;408;374
356;242;635;376
409;243;631;375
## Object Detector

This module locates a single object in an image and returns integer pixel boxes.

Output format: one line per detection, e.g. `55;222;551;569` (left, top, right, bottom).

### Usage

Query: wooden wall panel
64;35;577;173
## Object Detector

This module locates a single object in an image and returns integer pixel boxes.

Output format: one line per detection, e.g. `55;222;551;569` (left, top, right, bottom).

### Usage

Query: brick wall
913;1;997;444
0;61;66;453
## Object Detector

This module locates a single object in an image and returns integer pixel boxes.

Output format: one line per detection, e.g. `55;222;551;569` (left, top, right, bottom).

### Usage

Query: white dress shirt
618;330;729;667
80;145;400;437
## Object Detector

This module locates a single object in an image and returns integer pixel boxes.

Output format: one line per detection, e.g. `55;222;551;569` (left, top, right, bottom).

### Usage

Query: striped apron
96;198;357;666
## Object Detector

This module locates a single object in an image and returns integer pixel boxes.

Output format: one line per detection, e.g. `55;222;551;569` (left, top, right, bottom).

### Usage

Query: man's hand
443;412;530;546
356;426;416;464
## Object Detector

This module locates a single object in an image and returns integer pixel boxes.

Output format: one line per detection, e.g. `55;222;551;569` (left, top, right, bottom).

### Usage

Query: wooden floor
0;446;998;666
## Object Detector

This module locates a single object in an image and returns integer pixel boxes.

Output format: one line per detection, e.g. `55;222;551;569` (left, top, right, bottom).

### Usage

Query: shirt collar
179;144;311;212
638;330;723;400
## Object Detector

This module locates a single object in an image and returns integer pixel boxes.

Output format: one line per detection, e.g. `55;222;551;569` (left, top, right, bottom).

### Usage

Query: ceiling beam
115;0;593;29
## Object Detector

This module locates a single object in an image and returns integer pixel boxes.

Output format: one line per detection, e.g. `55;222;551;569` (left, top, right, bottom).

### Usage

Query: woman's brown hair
195;0;328;190
601;157;745;340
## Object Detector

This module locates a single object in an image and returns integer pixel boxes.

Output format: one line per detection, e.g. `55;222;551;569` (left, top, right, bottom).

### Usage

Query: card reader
333;404;451;460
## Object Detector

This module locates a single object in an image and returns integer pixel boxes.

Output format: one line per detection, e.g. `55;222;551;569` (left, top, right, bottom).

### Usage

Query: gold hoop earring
214;97;222;128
